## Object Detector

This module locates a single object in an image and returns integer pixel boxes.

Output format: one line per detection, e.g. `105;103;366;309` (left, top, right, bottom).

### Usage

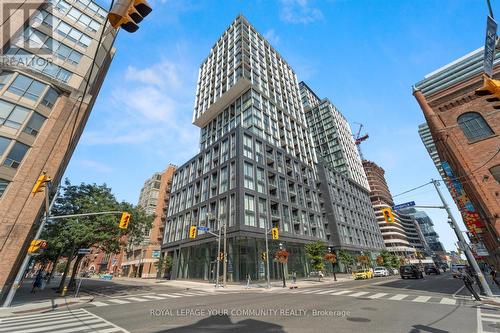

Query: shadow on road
152;314;285;333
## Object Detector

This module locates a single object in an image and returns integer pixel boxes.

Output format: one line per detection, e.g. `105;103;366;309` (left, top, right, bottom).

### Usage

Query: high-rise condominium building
0;0;116;300
299;82;369;191
162;15;384;281
121;165;176;278
362;160;426;256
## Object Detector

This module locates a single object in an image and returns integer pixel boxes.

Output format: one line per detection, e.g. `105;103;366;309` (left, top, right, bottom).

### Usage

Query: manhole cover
346;317;371;323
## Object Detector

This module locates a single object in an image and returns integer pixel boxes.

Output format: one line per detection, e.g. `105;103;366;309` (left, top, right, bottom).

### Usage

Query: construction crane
353;122;369;160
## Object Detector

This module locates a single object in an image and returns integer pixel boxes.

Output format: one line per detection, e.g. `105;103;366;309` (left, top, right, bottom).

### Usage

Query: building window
7;75;46;101
243;134;253;158
244;194;255;226
0;72;11;90
243;161;254;190
23;112;46;136
0;136;11;156
3;141;29;169
0;178;9;198
490;165;500;183
458;112;494;142
0;100;31;129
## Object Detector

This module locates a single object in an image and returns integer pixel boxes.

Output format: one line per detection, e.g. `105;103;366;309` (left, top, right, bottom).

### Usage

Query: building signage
78;248;91;255
152;250;161;258
393;201;415;210
484;15;497;77
197;226;209;232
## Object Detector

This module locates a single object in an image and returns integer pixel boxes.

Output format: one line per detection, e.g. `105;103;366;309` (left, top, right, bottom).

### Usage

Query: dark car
424;265;441;275
400;265;424;279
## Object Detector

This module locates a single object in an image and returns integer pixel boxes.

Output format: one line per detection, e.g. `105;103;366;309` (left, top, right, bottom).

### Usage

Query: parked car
373;267;389;277
424;265;441;275
400;265;424;279
392;268;399;275
352;269;373;280
451;264;468;278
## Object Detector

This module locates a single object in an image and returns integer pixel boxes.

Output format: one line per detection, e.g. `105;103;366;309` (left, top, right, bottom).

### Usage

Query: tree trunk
47;249;63;284
68;255;83;289
58;244;75;293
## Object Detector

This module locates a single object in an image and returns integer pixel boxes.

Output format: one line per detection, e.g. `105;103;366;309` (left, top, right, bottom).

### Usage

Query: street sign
197;226;209;232
78;248;91;255
152;250;161;258
393;201;415;210
111;258;118;266
484;15;498;77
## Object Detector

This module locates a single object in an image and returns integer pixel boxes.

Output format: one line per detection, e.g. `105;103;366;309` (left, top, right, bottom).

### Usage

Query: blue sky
64;0;496;252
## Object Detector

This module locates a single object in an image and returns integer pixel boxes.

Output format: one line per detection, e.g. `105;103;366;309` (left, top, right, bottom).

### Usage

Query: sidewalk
0;278;94;317
112;273;353;292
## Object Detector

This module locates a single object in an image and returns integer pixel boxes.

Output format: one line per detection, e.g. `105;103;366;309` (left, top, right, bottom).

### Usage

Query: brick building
0;0;115;301
413;47;500;267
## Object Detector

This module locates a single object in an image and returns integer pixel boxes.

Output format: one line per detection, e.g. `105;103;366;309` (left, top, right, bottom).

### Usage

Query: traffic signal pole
430;180;493;297
264;223;271;289
3;186;58;308
223;220;227;288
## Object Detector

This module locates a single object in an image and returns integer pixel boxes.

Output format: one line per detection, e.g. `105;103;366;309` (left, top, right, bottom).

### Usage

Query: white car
373;267;389;277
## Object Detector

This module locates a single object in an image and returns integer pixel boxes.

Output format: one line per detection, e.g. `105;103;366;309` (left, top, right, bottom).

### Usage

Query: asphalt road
2;272;498;333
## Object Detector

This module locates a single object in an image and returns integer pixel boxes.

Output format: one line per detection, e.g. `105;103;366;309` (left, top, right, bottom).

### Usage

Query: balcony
292;217;300;225
268;178;277;188
271;209;280;220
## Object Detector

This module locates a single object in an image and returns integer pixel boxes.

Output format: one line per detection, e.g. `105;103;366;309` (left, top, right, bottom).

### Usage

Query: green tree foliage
155;255;173;278
40;179;154;290
338;250;355;271
379;250;400;268
305;241;326;280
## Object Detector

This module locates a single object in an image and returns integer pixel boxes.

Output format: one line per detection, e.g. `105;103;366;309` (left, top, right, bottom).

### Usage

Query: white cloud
279;0;324;24
81;54;199;163
76;159;113;173
264;29;280;46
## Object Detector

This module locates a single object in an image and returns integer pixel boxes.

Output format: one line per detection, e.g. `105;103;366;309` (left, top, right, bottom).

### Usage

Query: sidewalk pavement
112;273;354;292
0;278;94;317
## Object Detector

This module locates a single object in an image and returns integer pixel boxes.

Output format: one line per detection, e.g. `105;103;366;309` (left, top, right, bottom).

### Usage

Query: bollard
61;285;67;297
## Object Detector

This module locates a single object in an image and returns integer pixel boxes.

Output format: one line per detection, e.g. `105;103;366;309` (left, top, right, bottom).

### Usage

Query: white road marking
329;290;352;295
108;299;131;304
157;293;181;298
142;295;165;300
389;294;408;301
125;297;148;302
453;285;465;298
412;296;431;303
439;298;456;305
315;290;337;294
90;301;109;307
477;306;484;333
368;293;388;299
482;313;500;319
348;292;370;297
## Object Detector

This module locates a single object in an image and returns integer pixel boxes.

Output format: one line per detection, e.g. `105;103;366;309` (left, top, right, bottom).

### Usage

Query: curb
0;296;95;318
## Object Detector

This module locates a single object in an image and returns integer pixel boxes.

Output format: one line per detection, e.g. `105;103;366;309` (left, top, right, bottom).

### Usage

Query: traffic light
31;173;51;196
28;239;48;254
261;252;267;261
108;0;153;33
381;208;395;223
271;227;279;240
476;75;500;108
119;212;131;229
219;251;225;261
189;226;197;239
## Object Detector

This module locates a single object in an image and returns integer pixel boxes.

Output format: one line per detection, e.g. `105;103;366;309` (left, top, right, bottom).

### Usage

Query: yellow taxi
352;269;373;280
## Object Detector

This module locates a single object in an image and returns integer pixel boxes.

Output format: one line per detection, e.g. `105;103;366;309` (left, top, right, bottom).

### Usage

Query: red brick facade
414;73;500;267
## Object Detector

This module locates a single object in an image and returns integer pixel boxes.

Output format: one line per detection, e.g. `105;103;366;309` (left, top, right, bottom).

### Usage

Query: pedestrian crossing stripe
271;288;473;306
477;305;500;333
0;309;128;333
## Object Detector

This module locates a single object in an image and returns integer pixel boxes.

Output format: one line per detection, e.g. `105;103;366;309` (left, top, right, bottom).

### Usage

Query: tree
338;250;355;272
304;241;326;281
42;179;154;292
155;255;173;279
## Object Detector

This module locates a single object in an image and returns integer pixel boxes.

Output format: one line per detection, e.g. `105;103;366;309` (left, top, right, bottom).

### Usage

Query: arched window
490;165;500;183
458;112;494;142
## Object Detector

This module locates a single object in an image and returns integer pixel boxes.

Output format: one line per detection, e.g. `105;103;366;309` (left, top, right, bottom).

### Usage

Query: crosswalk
0;309;128;333
477;305;500;333
87;289;239;308
272;287;470;306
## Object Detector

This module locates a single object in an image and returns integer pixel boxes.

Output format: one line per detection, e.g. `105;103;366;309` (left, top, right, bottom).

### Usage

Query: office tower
362;160;425;256
413;47;499;264
299;82;369;191
0;0;116;300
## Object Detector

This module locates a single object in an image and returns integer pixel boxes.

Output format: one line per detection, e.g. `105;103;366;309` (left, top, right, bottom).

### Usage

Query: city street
1;272;498;333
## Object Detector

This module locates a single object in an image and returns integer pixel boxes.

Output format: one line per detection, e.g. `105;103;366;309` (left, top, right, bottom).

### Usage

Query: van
451;264;468;278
